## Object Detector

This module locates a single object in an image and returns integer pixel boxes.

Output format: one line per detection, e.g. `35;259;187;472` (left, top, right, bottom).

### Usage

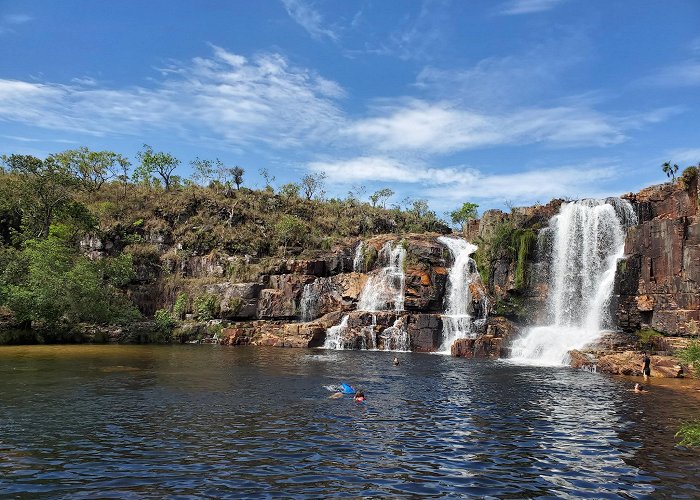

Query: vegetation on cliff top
0;146;449;331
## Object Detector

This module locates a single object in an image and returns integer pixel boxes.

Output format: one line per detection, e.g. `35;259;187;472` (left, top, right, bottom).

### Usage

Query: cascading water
324;241;408;350
353;241;364;273
510;198;637;365
299;277;332;322
437;236;488;353
357;241;406;311
323;315;349;350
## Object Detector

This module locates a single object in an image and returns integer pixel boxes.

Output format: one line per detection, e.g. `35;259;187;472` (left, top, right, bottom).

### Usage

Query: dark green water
0;344;698;498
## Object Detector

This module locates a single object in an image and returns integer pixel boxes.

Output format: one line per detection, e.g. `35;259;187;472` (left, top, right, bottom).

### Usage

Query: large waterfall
437;236;487;353
324;241;409;350
510;198;637;365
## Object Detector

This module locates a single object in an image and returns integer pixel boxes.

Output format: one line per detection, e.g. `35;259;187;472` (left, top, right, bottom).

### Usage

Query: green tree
53;147;130;192
1;154;81;238
232;166;244;190
301;172;326;200
1;226;139;327
280;182;301;200
450;202;479;233
134;144;180;190
662;161;679;183
275;215;306;255
369;188;395;208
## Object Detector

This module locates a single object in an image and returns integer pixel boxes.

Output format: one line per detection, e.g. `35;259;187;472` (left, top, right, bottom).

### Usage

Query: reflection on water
0;345;698;497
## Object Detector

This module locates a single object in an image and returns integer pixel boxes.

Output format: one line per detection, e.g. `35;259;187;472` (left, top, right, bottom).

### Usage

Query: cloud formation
281;0;338;41
0;46;345;149
345;100;628;154
499;0;566;15
309;155;622;208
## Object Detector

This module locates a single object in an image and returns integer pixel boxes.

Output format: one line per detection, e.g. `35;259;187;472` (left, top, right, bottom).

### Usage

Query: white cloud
0;47;345;149
415;34;588;107
499;0;566;15
281;0;338;41
666;148;700;166
3;14;33;24
644;60;700;87
309;155;622;208
344;100;628;154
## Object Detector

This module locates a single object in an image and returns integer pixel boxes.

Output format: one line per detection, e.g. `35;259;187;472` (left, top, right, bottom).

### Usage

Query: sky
1;0;699;215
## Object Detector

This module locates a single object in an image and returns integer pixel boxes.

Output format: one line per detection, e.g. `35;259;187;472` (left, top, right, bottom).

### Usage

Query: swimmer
354;391;365;402
634;383;646;393
329;392;344;399
393;356;400;366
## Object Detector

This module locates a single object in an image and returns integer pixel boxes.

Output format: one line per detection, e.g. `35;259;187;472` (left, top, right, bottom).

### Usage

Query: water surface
0;345;698;498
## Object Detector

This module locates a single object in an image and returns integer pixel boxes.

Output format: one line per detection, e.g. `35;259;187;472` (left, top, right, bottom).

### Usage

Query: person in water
634;383;646;393
354;391;365;402
393;356;400;366
642;351;651;381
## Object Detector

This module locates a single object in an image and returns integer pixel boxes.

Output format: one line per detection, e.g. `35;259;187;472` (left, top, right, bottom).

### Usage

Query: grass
676;421;700;447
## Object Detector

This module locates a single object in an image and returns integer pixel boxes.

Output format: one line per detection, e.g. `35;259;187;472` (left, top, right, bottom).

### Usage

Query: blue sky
1;0;699;214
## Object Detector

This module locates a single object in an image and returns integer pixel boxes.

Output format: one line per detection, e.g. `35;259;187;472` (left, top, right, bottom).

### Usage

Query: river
0;345;698;497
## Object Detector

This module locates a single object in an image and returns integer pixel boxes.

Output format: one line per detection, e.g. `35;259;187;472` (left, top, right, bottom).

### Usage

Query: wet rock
407;314;442;352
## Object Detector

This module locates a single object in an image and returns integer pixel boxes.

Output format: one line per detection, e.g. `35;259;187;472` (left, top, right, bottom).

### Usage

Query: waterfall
353;241;364;272
357;241;406;312
324;241;408;351
323;315;349;350
437;236;487;353
510;198;637;365
299;283;316;322
381;318;410;352
299;277;332;322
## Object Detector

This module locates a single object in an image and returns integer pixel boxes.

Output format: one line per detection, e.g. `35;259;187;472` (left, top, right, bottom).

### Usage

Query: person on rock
642;351;651;381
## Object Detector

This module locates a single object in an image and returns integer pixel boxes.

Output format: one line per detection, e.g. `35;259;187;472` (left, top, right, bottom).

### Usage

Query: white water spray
437;236;487;353
353;241;364;273
324;241;407;350
510;198;636;365
357;241;406;312
323;315;349;350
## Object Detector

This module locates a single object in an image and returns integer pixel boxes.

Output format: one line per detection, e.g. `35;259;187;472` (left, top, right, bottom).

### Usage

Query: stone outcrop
451;317;519;358
616;172;700;336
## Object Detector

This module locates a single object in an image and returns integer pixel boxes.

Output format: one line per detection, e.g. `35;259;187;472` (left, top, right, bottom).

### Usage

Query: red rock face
616;175;700;336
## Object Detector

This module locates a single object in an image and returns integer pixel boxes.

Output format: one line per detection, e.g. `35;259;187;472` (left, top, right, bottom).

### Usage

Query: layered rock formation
615;172;700;337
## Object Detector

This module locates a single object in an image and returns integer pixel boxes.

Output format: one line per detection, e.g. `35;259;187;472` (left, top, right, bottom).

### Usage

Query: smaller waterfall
298;277;332;322
357;241;406;312
324;315;349;350
324;240;408;351
353;241;364;272
381;318;410;352
299;283;316;322
438;236;487;353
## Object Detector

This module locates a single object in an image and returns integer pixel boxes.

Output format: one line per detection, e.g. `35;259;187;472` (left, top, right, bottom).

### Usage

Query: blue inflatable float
340;383;356;394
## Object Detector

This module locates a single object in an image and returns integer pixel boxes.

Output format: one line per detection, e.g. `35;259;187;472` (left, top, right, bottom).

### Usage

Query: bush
172;292;188;320
195;293;219;320
678;338;700;375
154;308;175;332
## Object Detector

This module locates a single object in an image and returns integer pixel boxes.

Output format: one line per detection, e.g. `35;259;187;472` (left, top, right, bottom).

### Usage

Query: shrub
195;293;219;320
678;338;700;375
154;308;175;332
172;292;188;320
